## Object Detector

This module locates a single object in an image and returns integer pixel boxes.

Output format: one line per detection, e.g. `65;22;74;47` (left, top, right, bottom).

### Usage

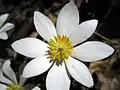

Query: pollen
6;83;24;90
48;35;73;65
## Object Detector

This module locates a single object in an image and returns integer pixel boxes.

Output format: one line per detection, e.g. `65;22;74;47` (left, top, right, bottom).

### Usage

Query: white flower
0;14;14;40
0;60;25;90
0;60;40;90
11;1;114;90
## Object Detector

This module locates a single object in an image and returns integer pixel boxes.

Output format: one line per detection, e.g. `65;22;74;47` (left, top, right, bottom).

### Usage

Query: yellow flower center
6;83;24;90
48;35;73;65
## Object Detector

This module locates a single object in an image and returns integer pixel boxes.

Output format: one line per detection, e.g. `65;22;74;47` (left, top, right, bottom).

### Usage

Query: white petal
32;86;41;90
3;60;17;83
56;2;79;35
0;32;8;40
69;20;98;45
19;75;27;86
0;72;12;84
66;57;93;87
46;63;70;90
0;23;14;32
11;38;48;58
0;14;9;27
0;84;7;90
22;56;52;78
34;11;57;41
72;41;114;62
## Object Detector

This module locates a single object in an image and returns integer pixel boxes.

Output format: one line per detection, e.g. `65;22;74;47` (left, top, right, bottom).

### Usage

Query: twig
95;32;113;44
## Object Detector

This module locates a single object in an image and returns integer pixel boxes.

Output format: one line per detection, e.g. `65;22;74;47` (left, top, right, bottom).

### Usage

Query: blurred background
0;0;120;90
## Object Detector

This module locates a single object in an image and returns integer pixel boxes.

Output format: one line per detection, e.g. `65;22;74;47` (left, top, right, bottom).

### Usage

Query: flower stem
95;32;113;44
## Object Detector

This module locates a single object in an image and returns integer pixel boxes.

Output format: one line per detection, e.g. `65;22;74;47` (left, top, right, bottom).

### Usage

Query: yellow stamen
6;83;24;90
48;35;73;65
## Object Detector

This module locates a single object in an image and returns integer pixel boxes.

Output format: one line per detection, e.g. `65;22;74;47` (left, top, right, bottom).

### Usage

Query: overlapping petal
0;84;7;90
0;14;9;27
3;60;17;83
46;63;70;90
34;11;57;41
0;23;14;32
19;75;26;86
68;20;98;45
12;38;48;58
66;57;93;87
0;72;12;84
22;56;52;78
56;2;79;35
0;32;8;40
72;41;114;62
